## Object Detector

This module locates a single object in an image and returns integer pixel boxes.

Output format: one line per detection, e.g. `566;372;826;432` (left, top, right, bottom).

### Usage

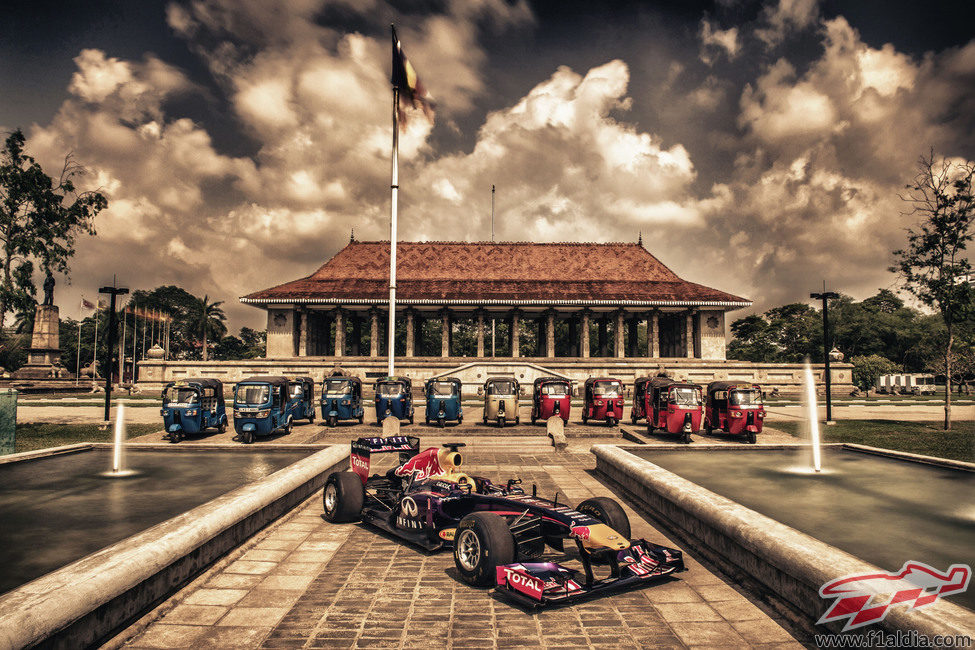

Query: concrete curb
0;443;92;465
0;445;348;650
841;443;975;471
592;444;975;640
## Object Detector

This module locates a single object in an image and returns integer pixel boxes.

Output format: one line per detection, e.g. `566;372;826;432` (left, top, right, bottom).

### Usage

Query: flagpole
92;302;99;379
76;299;82;386
387;83;399;377
119;307;126;384
132;306;138;383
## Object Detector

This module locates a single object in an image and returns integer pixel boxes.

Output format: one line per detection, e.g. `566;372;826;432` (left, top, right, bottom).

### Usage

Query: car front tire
454;512;515;587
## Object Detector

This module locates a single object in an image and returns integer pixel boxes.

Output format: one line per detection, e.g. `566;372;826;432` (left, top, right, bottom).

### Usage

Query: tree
850;354;899;391
189;295;227;361
891;151;975;429
0;129;106;323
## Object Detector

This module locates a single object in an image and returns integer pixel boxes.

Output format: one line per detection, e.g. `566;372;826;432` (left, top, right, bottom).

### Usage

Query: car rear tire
454;512;515;587
322;472;364;523
576;496;631;540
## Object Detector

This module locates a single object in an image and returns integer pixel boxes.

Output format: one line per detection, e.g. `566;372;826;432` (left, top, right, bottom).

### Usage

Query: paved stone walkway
118;449;803;649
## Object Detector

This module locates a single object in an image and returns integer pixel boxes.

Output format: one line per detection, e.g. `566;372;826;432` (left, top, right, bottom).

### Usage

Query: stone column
476;310;485;358
369;309;379;357
627;315;639;357
333;309;344;357
581;310;590;359
650;310;660;358
350;313;361;356
546;310;556;358
567;317;578;357
405;309;415;357
510;310;520;358
615;310;625;358
598;317;608;357
685;310;695;358
297;308;308;357
441;309;450;358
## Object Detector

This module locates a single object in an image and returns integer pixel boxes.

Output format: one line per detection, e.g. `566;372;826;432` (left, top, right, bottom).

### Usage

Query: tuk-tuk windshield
377;382;404;397
541;383;569;396
325;379;352;396
236;385;270;406
487;380;516;395
593;382;622;397
163;387;199;405
430;381;458;396
669;387;702;406
730;389;763;406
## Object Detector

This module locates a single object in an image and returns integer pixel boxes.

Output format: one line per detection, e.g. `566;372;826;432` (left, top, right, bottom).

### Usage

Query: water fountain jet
803;361;822;473
103;402;137;478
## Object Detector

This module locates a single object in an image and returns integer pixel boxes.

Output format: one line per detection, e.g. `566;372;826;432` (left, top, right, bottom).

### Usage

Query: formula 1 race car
322;436;686;606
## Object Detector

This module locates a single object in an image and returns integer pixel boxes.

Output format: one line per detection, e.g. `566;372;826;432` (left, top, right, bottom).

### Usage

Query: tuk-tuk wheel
705;425;713;435
358;414;363;424
582;413;588;424
438;417;445;429
631;412;637;425
747;431;757;444
498;417;505;429
169;431;181;444
218;421;227;434
309;413;315;424
408;414;414;425
329;415;337;428
531;414;536;425
607;417;616;427
458;414;463;424
285;417;293;435
681;432;691;444
244;431;254;444
515;416;520;425
482;415;488;426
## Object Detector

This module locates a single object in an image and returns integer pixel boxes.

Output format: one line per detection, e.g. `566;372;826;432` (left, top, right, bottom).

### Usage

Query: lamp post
810;288;840;424
99;284;129;423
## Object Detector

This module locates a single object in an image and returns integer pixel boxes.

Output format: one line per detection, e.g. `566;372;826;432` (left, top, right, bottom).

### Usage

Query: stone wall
265;309;294;358
138;356;853;397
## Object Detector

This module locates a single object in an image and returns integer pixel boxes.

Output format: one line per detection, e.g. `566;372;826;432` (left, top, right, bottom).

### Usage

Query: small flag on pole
391;26;435;128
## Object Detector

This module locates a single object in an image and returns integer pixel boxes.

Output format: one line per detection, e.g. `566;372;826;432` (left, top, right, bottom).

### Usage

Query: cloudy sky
3;0;974;331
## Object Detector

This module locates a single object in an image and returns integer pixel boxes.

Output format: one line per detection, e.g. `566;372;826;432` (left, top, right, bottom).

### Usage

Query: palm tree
190;295;226;361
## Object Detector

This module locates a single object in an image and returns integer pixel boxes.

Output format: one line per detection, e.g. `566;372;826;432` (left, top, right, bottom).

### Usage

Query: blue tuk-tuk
161;378;227;443
424;377;463;428
233;376;294;444
374;376;414;425
288;376;317;424
320;375;364;427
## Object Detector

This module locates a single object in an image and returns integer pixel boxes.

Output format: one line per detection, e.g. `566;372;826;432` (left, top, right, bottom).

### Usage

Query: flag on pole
391;26;435;128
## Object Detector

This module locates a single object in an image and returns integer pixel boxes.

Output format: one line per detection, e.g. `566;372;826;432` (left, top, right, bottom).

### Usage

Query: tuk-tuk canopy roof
323;375;361;386
585;377;623;386
426;377;462;388
290;376;315;385
375;376;411;389
707;380;760;396
484;376;518;388
241;241;751;308
165;378;223;392
533;376;570;387
238;376;290;387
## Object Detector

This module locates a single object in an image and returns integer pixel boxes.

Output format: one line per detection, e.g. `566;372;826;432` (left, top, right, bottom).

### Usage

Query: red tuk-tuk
645;377;703;443
531;377;572;424
582;377;624;426
705;381;765;444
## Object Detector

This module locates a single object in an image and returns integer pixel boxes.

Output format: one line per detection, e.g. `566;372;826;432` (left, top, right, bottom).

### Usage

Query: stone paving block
729;616;798;644
241;549;291;562
226;560;279;575
236;588;303;608
161;604;229;626
653;601;724;623
194;625;273;648
216;606;291;627
693;582;747;602
668;620;749;647
206;573;265;589
643;581;705;603
709;596;769;622
271;561;327;575
183;588;250;606
260;574;317;590
127;623;208;648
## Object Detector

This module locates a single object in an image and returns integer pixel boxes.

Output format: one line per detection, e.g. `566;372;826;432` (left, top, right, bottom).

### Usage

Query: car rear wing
350;436;420;484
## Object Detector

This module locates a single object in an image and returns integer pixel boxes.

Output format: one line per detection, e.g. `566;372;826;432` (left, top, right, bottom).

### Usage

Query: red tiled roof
241;241;750;307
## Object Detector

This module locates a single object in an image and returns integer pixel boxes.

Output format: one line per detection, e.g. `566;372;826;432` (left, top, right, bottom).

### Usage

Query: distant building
240;240;751;360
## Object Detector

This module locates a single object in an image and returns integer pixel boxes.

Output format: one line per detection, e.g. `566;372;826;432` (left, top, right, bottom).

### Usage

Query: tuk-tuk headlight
234;409;241;417
341;399;349;405
731;411;742;418
257;409;270;418
758;411;765;418
596;400;604;406
185;409;197;416
160;409;167;416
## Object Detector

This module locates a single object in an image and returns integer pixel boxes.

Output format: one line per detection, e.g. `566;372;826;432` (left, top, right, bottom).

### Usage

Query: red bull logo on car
818;561;971;631
393;448;444;480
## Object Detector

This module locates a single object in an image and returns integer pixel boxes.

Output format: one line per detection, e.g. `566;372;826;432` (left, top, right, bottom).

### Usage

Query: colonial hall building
241;240;750;361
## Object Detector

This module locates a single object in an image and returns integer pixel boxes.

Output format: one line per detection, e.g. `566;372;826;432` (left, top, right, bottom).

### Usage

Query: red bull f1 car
322;436;686;606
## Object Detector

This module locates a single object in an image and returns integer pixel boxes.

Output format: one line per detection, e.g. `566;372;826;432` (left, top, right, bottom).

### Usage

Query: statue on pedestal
42;271;55;306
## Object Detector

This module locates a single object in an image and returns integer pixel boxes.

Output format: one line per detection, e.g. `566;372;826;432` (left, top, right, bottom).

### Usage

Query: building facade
241;240;751;362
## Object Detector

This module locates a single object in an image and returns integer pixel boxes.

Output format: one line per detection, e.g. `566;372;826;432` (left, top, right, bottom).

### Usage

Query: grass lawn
12;423;160;454
771;419;974;463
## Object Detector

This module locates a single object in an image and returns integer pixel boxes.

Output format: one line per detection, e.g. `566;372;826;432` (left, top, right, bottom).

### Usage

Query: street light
98;284;129;423
810;288;840;424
